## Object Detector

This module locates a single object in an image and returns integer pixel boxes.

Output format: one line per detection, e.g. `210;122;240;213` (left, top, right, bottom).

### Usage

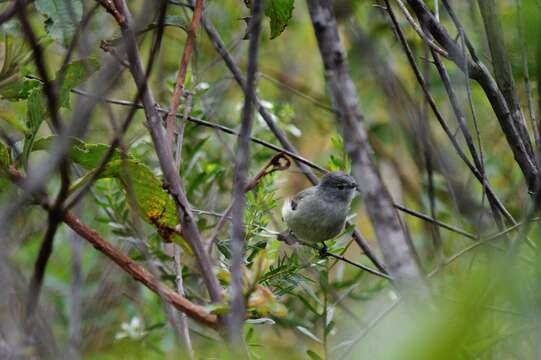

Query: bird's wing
290;188;313;210
282;187;315;220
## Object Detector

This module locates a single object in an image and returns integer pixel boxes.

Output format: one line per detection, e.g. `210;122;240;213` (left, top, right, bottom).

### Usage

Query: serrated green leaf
264;0;294;39
35;0;83;47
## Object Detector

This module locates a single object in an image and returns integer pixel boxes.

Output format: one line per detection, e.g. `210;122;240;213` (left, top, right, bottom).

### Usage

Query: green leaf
0;142;12;191
33;135;124;169
23;88;47;158
35;0;83;47
296;326;321;343
0;78;41;101
264;0;294;39
55;58;99;108
0;142;11;167
0;34;34;87
306;350;323;360
204;302;230;315
0;106;29;134
32;136;191;253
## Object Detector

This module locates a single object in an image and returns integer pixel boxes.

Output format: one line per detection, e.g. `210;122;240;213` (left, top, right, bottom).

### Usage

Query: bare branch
404;0;539;192
230;3;264;339
478;0;532;153
25;212;62;323
385;1;515;227
63;211;218;327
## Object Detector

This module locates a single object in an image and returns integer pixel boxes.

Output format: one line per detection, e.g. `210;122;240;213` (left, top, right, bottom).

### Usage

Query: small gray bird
280;172;359;246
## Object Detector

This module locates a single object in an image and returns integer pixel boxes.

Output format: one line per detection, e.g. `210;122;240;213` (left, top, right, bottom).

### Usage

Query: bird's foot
318;243;329;258
277;230;298;245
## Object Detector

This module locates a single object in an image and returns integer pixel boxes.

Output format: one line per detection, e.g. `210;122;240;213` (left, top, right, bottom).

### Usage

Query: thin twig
385;1;514;227
174;87;194;358
0;0;30;25
394;0;448;57
404;0;539;192
165;0;204;145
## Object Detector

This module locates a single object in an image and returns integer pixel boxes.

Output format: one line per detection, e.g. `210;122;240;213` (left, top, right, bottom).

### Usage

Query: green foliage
23;87;47;158
0;141;11;190
0;141;10;167
33;135;125;169
2;1;541;359
0;77;40;102
328;136;350;172
21;59;99;159
306;349;323;360
0;34;35;100
264;0;295;39
35;0;83;46
33;135;191;251
55;58;100;108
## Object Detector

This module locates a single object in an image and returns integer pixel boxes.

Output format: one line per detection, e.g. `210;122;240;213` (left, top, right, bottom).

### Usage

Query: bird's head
319;172;359;202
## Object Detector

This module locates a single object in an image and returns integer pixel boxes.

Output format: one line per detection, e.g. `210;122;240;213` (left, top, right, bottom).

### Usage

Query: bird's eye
337;185;345;190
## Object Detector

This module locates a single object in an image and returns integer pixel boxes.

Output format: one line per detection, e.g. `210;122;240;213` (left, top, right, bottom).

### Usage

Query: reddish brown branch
5;167;218;327
62;212;218;327
165;0;204;145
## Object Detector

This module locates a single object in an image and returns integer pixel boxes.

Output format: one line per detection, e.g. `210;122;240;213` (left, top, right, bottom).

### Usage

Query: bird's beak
354;184;360;192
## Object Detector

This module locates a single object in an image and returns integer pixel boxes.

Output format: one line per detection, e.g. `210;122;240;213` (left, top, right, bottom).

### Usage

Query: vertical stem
68;213;83;360
477;0;534;159
516;0;540;150
322;268;329;360
174;246;194;359
421;44;441;262
229;0;263;346
173;92;194;358
166;0;204;145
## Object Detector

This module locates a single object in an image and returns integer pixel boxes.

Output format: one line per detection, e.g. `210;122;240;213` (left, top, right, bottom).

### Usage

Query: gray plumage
282;172;358;243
